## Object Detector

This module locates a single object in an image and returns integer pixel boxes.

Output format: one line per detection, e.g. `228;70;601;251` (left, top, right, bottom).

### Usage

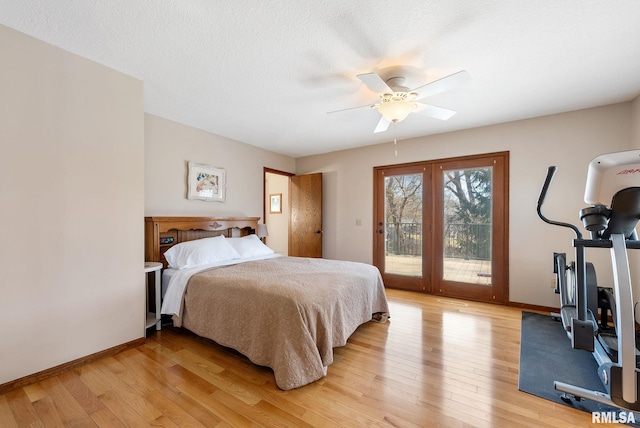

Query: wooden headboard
144;216;260;267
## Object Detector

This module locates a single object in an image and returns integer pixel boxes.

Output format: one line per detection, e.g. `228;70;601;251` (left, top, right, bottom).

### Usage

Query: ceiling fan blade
414;103;457;120
411;70;470;100
327;103;375;115
373;116;390;133
357;72;393;94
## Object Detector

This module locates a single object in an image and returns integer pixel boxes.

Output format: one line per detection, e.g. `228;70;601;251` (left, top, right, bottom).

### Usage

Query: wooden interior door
289;173;323;257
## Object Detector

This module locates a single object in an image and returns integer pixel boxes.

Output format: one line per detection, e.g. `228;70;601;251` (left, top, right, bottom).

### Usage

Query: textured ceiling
2;1;640;157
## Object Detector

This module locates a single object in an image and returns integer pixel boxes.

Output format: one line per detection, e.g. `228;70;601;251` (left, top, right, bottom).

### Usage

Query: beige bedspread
178;256;389;390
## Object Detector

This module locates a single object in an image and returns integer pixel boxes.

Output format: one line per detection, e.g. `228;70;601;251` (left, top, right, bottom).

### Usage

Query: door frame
373;151;510;304
263;168;294;251
263;168;324;258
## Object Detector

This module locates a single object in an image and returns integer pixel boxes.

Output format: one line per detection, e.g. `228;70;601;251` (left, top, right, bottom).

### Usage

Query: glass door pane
384;173;423;277
442;167;492;284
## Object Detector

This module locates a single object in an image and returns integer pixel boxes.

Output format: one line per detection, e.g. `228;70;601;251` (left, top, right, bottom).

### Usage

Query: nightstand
144;261;163;333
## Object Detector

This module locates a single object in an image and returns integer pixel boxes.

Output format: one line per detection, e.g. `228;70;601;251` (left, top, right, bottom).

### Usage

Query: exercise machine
537;149;640;410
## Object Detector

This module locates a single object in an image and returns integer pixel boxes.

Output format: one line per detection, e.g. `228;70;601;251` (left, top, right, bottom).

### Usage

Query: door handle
377;229;384;234
315;230;323;234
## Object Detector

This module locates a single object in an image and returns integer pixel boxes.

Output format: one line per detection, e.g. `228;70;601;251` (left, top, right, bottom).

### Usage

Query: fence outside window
385;222;491;260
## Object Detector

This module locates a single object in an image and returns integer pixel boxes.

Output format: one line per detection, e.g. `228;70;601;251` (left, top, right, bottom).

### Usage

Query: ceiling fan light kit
376;95;417;123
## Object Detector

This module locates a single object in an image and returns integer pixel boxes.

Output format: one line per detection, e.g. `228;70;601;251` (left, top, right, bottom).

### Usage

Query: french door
373;152;509;304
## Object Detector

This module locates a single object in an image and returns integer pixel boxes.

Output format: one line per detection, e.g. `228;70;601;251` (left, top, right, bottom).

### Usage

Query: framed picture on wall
270;193;282;214
187;161;225;202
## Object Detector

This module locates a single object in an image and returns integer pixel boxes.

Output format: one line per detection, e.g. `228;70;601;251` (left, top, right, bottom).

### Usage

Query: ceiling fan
329;69;470;133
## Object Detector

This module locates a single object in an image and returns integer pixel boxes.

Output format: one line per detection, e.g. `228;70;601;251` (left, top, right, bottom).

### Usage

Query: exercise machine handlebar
537;166;583;239
537;165;556;208
536;165;588;334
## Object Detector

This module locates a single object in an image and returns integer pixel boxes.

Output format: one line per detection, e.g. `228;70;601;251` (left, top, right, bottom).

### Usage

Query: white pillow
164;235;241;269
227;234;275;258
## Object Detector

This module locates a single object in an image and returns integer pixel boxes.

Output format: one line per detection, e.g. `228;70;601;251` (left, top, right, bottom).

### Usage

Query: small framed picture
187;162;225;202
270;193;282;214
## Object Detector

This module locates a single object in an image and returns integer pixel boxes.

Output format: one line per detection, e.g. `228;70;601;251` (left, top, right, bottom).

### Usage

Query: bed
144;216;390;390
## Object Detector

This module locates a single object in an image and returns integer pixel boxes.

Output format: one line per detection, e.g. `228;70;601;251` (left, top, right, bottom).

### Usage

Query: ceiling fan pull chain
393;122;398;156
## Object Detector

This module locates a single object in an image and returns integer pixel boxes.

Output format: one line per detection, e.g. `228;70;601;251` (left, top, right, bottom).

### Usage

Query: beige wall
629;96;640;295
296;103;633;308
265;173;290;255
0;25;145;384
633;96;640;148
144;114;295;218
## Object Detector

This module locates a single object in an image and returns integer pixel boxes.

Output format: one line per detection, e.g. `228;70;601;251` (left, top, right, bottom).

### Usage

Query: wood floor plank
167;349;261;406
93;360;166;424
1;289;606;427
97;390;155;428
115;350;223;427
76;365;112;397
135;341;181;368
0;395;20;428
89;407;127;428
38;376;96;427
294;383;392;427
58;370;104;416
359;391;464;428
210;388;313;427
31;396;66;428
173;380;256;427
22;383;47;404
5;388;44;428
116;361;210;428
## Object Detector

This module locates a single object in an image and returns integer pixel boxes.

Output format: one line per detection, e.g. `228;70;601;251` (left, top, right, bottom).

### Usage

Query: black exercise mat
519;311;640;425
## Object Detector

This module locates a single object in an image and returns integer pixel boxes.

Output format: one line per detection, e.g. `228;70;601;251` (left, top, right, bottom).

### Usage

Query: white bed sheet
160;253;282;317
161;268;176;300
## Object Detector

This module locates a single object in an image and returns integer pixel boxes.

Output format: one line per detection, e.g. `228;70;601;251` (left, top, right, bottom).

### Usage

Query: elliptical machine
537;149;640;410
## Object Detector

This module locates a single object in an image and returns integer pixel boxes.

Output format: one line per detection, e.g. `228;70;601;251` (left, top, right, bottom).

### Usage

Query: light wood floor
0;289;611;427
